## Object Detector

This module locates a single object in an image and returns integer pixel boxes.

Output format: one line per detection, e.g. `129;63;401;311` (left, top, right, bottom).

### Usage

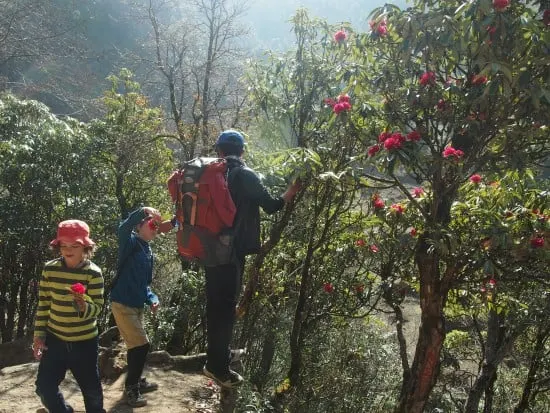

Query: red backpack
167;158;237;265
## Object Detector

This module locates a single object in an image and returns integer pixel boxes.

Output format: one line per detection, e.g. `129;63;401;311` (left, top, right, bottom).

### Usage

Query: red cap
50;220;95;247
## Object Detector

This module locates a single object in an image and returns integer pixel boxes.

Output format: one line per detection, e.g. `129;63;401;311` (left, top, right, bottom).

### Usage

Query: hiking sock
125;343;150;388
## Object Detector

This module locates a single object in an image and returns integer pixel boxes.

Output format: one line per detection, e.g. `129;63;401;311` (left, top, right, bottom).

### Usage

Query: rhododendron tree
242;2;548;412
345;1;549;411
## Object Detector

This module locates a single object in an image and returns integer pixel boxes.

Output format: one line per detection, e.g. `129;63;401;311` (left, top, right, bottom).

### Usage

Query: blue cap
215;130;245;147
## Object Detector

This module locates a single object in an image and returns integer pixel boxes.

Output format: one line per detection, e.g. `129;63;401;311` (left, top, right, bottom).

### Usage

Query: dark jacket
225;156;285;257
110;208;159;308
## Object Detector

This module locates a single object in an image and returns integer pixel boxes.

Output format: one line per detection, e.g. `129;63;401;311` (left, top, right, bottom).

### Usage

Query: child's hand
71;292;87;313
32;337;47;361
151;302;160;315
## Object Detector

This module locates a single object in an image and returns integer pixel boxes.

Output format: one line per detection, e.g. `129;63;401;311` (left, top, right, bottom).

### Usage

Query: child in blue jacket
110;206;173;407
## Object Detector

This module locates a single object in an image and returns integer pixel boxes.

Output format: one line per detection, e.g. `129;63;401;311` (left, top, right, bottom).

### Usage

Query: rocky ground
0;362;221;413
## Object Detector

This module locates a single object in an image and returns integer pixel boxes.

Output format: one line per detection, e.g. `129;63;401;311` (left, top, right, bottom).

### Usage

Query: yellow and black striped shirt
34;258;104;342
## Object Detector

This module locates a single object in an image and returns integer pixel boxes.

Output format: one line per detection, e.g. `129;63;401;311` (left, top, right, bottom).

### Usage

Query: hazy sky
244;0;408;49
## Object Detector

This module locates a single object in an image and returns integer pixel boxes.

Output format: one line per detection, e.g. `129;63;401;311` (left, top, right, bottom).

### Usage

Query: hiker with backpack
200;130;301;387
110;206;175;407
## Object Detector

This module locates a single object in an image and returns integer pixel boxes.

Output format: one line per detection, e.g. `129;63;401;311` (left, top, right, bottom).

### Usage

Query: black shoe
139;377;159;394
125;384;147;407
203;366;244;388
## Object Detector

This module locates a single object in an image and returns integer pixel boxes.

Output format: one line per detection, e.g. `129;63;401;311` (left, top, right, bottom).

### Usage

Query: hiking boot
139;377;159;394
125;384;147;408
203;366;244;388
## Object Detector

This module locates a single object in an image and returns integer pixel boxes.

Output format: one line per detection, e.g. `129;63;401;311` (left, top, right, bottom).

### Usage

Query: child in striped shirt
33;220;106;413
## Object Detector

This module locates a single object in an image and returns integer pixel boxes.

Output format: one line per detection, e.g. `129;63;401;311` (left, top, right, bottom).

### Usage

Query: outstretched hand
282;178;302;203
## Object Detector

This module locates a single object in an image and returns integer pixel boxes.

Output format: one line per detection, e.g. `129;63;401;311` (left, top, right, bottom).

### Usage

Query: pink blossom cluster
367;130;422;156
469;174;482;184
442;146;465;159
419;71;436;87
333;30;347;43
493;0;510;12
369;19;388;36
391;203;405;215
325;94;352;115
372;195;385;209
531;236;545;248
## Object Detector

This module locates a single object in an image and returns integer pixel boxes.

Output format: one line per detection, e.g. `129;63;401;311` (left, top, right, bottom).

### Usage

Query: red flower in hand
71;283;86;295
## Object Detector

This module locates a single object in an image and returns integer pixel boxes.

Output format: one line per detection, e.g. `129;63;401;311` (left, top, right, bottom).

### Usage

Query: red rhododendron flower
436;99;447;111
412;187;424;198
391;203;405;215
531;236;545;248
333;103;345;114
370;244;379;253
323;282;334;293
544;10;550;26
493;0;510;12
148;219;159;231
340;101;351;111
410;228;417;237
369;20;388;36
333;101;351;115
355;239;366;247
443;146;464;159
377;23;388;36
71;283;86;295
334;30;347;43
378;131;391;143
355;284;365;293
472;75;488;85
470;174;482;184
391;132;405;143
406;130;421;142
487;25;497;34
419;71;436;86
368;144;381;157
338;94;350;103
324;97;337;107
373;196;385;209
383;137;402;150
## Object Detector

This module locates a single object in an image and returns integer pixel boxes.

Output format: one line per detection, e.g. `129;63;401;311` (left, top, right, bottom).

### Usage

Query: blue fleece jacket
110;208;159;308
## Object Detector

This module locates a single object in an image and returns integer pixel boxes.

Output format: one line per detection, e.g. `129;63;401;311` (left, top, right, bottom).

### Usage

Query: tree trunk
396;248;447;413
514;323;550;413
483;372;497;413
465;309;510;413
251;324;276;392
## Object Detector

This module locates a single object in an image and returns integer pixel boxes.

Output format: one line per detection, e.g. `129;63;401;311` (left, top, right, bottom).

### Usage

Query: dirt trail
0;362;220;413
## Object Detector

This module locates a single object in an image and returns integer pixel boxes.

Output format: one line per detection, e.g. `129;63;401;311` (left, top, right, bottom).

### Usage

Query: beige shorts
111;301;149;349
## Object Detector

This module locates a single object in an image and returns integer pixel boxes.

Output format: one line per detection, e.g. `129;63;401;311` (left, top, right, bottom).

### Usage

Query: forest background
1;1;549;412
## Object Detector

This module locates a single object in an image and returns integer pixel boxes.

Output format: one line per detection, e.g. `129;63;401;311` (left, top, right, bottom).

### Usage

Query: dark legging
125;342;150;388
